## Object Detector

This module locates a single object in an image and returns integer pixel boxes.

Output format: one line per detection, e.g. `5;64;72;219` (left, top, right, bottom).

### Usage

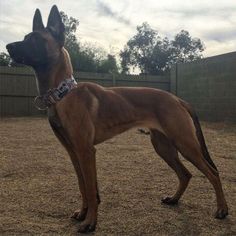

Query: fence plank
0;66;170;117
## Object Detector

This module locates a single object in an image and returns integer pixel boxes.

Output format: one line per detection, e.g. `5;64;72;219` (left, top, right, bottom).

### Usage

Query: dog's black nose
6;43;15;51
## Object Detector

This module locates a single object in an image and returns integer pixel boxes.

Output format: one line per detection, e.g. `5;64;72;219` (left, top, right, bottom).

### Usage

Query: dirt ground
0;118;235;236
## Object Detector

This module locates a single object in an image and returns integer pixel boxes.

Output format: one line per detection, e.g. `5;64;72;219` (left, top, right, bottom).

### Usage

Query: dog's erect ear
33;9;44;31
47;5;65;46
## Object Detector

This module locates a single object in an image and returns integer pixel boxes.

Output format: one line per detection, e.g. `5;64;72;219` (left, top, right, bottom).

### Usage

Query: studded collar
34;76;77;110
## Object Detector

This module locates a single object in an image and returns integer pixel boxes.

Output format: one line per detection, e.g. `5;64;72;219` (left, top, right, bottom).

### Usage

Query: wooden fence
0;66;170;117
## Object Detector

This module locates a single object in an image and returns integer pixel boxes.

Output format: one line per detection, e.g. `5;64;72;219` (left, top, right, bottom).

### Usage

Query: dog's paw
161;196;178;205
215;208;228;219
71;207;88;221
77;221;96;233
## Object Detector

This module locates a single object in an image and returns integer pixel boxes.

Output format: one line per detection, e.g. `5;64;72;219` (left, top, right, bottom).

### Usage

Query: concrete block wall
171;52;236;122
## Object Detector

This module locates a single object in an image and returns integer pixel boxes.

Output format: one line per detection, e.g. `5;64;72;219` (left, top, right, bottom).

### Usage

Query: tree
170;30;204;63
120;22;158;74
119;47;130;74
60;11;118;73
98;54;118;73
0;52;24;67
60;11;80;53
120;23;205;74
148;37;172;75
0;52;11;66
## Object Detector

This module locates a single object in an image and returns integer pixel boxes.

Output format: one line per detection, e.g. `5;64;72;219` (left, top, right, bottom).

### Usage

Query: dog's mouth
6;43;26;64
9;53;25;64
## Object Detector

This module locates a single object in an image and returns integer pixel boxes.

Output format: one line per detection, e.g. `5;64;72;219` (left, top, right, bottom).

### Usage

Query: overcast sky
1;0;236;58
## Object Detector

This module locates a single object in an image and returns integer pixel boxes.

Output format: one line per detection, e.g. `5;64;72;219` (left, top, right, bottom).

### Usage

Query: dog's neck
34;48;73;95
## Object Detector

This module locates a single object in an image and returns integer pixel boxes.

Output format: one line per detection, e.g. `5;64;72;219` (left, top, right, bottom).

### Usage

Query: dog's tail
179;99;218;171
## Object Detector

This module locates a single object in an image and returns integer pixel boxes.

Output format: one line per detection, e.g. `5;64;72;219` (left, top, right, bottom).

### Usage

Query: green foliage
60;11;118;73
60;11;79;53
171;30;204;63
0;52;10;66
0;52;24;67
98;54;118;73
120;23;205;74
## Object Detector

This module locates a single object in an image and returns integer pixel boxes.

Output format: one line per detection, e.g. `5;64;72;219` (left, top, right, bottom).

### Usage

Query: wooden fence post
170;63;177;95
112;73;116;86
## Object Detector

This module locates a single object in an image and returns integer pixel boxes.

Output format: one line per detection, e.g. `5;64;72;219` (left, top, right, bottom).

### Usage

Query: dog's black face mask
6;6;65;69
6;31;48;67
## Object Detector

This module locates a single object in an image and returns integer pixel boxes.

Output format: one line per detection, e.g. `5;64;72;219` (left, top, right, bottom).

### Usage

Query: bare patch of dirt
0;118;235;235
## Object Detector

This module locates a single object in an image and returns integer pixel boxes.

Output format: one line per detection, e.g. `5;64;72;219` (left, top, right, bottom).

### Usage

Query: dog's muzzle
6;42;26;63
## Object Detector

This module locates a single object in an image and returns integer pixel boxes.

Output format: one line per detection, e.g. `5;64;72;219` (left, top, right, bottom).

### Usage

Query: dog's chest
48;107;62;128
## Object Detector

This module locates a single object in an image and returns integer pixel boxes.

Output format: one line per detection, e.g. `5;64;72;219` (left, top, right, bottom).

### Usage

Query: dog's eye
24;34;35;42
24;33;42;43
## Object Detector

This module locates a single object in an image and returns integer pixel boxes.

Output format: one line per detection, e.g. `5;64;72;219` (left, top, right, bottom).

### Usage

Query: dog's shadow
63;202;234;235
161;202;233;235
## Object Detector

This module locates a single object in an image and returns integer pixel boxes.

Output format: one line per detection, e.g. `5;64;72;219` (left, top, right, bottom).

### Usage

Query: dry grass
0;118;235;235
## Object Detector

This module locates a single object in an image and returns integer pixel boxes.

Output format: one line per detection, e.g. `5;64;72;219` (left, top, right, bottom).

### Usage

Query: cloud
204;29;236;42
96;0;131;26
0;0;236;57
154;5;236;18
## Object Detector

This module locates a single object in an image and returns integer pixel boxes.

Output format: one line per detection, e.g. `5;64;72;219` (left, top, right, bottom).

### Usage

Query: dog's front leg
69;152;88;222
49;119;88;221
54;105;99;232
74;145;99;233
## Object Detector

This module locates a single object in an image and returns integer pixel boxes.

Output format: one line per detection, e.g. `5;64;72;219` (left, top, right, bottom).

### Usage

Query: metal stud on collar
34;96;49;110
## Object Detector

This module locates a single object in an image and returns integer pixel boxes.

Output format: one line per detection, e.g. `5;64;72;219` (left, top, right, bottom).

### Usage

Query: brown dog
6;5;228;233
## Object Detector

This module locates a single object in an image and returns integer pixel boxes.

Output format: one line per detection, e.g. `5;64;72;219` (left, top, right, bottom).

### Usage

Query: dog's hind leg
150;129;192;205
175;136;228;219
